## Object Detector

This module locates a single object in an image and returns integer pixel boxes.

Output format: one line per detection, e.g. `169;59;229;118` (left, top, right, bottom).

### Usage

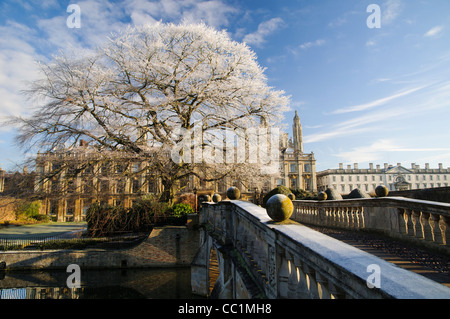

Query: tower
293;111;303;153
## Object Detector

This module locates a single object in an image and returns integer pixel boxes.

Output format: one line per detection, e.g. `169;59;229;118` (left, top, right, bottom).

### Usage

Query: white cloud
299;39;325;50
0;22;44;121
334;139;450;164
331;85;427;114
425;25;444;37
124;0;238;28
382;0;403;25
243;17;284;47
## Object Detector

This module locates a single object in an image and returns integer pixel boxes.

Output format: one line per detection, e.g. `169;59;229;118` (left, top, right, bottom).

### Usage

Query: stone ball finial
266;194;294;222
212;193;222;203
318;191;327;201
226;186;241;200
375;185;389;197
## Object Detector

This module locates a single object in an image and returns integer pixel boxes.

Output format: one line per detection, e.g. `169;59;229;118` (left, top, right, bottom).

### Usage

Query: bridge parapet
193;200;450;299
292;197;450;253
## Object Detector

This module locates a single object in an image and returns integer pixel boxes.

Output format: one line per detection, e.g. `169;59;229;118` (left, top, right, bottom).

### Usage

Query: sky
0;0;450;173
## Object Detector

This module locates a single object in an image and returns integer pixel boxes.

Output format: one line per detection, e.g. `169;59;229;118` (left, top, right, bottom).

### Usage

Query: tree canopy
13;22;290;201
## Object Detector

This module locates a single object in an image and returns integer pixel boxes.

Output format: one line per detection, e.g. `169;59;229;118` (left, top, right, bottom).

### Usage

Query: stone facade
32;112;317;222
317;162;450;195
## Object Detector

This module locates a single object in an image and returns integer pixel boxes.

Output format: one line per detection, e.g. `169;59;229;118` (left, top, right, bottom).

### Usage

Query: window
290;164;296;172
132;178;140;193
290;178;297;189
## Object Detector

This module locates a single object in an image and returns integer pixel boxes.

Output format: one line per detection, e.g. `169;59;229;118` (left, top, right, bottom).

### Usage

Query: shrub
16;200;40;218
176;193;196;211
325;188;343;200
290;188;318;200
171;203;194;218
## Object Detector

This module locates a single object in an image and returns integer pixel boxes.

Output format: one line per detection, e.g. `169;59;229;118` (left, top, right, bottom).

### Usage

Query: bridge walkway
307;225;450;288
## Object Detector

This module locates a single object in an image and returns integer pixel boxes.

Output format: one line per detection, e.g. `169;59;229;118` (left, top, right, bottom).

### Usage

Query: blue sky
0;0;450;172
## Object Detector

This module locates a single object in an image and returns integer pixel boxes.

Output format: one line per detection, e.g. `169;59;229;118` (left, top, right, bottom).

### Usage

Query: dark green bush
171;203;194;218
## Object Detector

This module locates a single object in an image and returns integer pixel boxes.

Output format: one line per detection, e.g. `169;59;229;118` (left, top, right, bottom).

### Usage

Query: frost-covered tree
13;22;290;202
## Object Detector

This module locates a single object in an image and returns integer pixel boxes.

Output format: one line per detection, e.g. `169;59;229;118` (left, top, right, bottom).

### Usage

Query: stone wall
0;226;200;270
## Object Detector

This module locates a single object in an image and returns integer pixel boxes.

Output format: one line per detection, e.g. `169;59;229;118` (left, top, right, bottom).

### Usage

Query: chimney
376;165;380;169
347;165;351;169
439;163;443;170
369;163;374;169
354;163;358;169
425;163;430;169
397;163;401;167
411;163;415;169
339;163;343;169
384;163;388;169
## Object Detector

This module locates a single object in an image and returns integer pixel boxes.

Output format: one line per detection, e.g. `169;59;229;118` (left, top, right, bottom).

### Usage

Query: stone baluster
405;209;415;236
355;207;364;229
292;256;310;299
397;208;407;235
287;258;299;299
335;207;342;227
328;282;346;299
313;206;319;225
444;217;450;246
329;208;337;227
431;213;444;244
348;208;355;229
304;264;320;299
277;250;290;298
413;211;424;239
343;207;350;228
421;212;433;241
315;272;331;299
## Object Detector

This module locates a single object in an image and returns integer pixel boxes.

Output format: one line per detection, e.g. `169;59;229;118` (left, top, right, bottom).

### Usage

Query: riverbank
0;226;200;270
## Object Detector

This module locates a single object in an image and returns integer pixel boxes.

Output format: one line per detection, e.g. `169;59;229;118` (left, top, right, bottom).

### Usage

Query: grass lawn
0;222;87;239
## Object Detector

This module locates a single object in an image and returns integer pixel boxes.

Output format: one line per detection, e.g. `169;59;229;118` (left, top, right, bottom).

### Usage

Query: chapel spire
293;110;303;153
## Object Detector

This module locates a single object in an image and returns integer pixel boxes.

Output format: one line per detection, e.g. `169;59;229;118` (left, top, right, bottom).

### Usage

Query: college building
317;162;450;195
32;112;317;222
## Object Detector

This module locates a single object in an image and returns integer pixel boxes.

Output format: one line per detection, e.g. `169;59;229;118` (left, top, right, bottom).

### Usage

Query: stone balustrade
291;197;450;253
195;200;450;299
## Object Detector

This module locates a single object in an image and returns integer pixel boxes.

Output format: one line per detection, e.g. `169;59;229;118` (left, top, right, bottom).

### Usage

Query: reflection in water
0;267;201;299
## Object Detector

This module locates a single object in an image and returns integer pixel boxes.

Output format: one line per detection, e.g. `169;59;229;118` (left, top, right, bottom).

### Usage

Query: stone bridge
190;197;450;299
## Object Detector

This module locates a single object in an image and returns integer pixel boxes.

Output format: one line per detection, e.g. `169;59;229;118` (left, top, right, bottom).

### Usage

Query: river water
0;267;202;299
